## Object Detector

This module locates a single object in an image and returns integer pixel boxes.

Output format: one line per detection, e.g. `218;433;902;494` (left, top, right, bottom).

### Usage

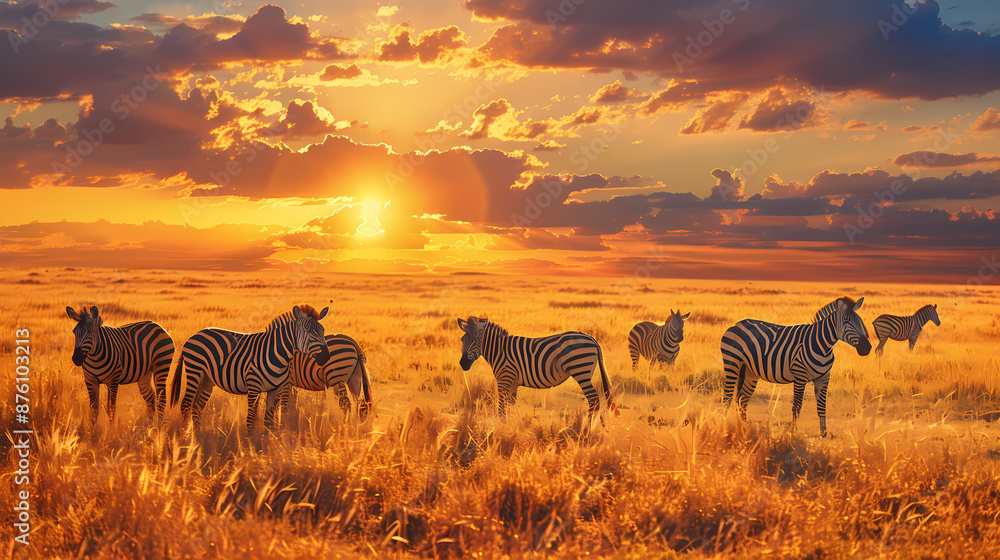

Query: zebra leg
791;381;806;430
722;360;742;410
908;331;920;351
138;375;157;418
736;378;757;422
263;384;291;430
572;374;602;423
106;383;120;425
153;362;169;420
814;374;831;437
85;376;100;427
246;390;261;435
875;337;887;357
190;378;214;429
333;382;352;416
628;337;640;371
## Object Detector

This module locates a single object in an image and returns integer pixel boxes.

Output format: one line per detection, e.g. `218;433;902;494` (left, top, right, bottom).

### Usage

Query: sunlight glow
356;198;389;237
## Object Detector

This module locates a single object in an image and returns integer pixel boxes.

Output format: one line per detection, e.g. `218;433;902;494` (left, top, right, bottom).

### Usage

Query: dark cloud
0;0;114;25
468;0;1000;101
738;88;817;132
680;93;748;134
0;4;350;101
892;151;1000;169
320;63;363;80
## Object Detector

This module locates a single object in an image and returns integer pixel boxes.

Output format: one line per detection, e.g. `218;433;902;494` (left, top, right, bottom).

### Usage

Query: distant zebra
170;305;331;434
65;306;174;426
721;297;872;436
873;304;940;357
628;310;690;370
287;334;373;421
457;316;619;422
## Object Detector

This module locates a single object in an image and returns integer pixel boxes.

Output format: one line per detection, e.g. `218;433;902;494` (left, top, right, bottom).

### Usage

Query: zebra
628;310;690;370
170;305;331;434
287;334;373;421
721;297;871;436
872;304;940;357
457;316;619;422
65;305;174;426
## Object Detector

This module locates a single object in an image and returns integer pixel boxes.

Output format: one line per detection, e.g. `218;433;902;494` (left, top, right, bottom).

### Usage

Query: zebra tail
346;335;373;409
169;357;185;408
596;343;620;417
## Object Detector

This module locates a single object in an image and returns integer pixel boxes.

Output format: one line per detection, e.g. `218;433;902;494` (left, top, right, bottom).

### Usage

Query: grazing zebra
721;297;872;436
287;334;373;421
628;310;690;370
170;305;331;434
65;306;174;425
457;316;619;422
872;304;940;357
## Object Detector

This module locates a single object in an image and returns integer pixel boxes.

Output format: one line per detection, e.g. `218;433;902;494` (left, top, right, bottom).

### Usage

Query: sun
356;198;389;237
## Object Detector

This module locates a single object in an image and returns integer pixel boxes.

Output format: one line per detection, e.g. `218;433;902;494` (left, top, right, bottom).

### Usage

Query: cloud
680;93;749;135
590;80;647;104
738;88;818;132
376;25;466;64
970;107;1000;132
0;0;115;25
271;100;344;139
844;119;889;131
467;0;1000;101
319;63;364;80
461;99;514;140
892;151;1000;169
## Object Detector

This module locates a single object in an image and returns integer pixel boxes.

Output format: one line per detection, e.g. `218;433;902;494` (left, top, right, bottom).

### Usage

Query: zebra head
928;304;941;326
292;305;331;366
667;309;690;342
66;305;102;366
457;316;489;371
832;297;872;356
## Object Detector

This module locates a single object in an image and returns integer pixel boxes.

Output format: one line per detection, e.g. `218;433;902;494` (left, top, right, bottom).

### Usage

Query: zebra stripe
628;309;690;369
287;334;373;421
873;304;940;356
170;305;330;434
457;316;618;421
66;305;174;426
721;297;872;435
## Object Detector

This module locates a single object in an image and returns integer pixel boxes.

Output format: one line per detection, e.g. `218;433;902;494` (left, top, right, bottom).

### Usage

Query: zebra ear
66;306;80;321
934;304;937;309
318;307;329;320
681;312;691;319
90;306;100;320
293;305;305;319
457;318;468;331
853;297;864;311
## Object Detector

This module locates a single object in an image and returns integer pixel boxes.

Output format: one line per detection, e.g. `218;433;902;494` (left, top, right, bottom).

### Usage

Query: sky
0;0;998;282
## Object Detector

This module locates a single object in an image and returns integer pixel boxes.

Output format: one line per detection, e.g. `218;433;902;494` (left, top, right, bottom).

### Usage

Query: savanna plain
2;268;999;559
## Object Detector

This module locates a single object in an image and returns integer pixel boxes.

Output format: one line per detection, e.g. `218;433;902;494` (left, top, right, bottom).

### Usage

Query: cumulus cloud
319;63;364;80
376;25;466;64
590;80;647;104
970;107;1000;132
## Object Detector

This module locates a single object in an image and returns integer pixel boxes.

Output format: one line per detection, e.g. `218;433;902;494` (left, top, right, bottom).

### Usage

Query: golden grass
2;268;1000;558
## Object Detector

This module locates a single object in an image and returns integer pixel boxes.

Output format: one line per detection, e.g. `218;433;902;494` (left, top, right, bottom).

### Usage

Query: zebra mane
78;306;91;319
813;297;857;323
484;320;509;338
297;304;322;319
916;304;934;314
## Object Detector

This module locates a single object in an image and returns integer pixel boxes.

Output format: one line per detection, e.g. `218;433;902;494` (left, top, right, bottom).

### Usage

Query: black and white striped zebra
872;304;940;356
170;305;331;434
628;310;690;370
457;316;619;421
65;305;174;426
287;334;373;421
721;297;871;436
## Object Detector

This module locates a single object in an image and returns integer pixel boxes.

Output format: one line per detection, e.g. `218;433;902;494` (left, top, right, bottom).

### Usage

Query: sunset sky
1;0;998;282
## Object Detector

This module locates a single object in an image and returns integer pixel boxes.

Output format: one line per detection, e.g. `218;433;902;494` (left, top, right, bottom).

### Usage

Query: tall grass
1;269;999;558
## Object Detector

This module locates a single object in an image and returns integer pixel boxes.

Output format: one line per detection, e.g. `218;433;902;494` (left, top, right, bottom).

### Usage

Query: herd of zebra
64;297;941;436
